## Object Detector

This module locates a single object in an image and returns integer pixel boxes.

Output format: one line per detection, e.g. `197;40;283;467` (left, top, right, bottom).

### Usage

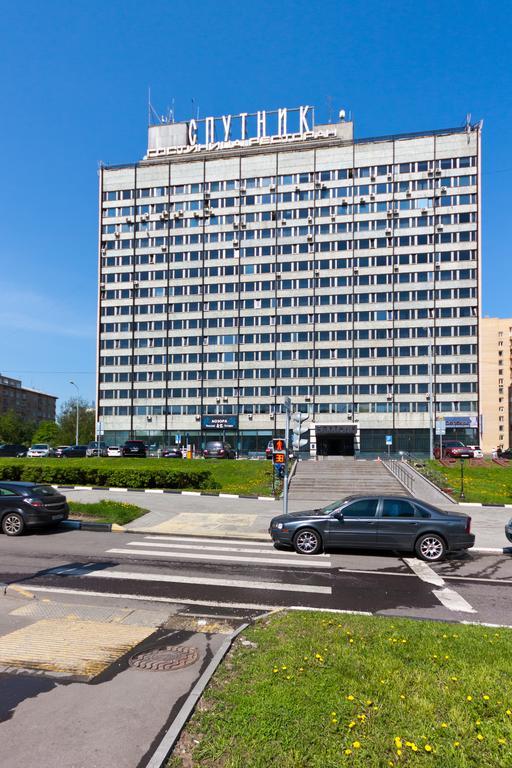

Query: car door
377;498;420;551
327;498;379;548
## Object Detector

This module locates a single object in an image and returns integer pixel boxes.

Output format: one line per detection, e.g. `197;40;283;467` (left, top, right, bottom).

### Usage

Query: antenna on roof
327;95;333;123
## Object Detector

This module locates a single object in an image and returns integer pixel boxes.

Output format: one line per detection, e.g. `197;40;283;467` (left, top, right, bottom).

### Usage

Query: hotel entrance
315;425;357;456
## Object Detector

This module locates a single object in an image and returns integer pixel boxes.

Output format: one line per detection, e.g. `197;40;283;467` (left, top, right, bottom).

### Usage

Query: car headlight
276;522;284;530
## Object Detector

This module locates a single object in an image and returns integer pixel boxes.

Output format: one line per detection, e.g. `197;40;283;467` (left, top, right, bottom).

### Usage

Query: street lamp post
69;381;79;445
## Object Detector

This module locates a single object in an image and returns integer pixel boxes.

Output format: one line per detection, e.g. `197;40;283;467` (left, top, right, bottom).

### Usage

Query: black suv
203;441;236;459
0;444;27;457
0;481;69;536
121;440;147;458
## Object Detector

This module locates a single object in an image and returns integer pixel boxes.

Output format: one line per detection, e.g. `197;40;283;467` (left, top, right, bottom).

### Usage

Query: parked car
269;495;474;562
86;441;108;457
0;481;69;536
434;441;474;459
505;518;512;544
161;446;183;459
202;441;236;459
0;443;27;458
466;445;484;459
61;445;88;458
121;440;147;458
27;444;55;458
107;445;122;457
54;445;71;458
499;448;512;460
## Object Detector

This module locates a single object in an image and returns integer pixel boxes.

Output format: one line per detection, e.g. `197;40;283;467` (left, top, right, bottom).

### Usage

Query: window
342;499;378;517
382;500;416;518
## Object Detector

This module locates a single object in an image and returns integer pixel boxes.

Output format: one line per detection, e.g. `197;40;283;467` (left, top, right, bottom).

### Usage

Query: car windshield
31;444;48;450
32;485;59;497
125;441;142;447
319;499;347;515
206;442;223;449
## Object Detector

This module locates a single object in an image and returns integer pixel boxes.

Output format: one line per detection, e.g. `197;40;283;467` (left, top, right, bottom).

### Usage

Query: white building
97;106;481;456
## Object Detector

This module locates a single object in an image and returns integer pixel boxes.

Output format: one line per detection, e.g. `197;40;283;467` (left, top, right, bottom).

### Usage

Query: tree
31;420;60;446
57;397;95;445
0;410;35;445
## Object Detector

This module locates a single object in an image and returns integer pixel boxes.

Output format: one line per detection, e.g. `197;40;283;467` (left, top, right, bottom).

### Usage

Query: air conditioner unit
100;282;105;288
101;247;106;254
276;273;281;278
295;185;301;192
161;245;168;251
269;413;275;420
193;211;201;218
195;415;201;421
421;208;428;214
307;216;314;224
314;181;321;188
360;198;366;204
240;188;246;195
386;395;393;400
331;214;336;221
115;232;120;238
347;413;353;420
307;234;314;241
314;270;320;276
394;265;399;271
435;169;442;176
133;281;139;288
385;228;392;236
406;191;412;197
387;173;393;181
204;192;210;199
370;194;375;200
280;220;287;226
125;217;132;223
428;171;434;178
393;208;399;214
233;222;239;229
436;225;444;231
353;266;359;272
143;213;149;221
233;240;239;248
441;187;447;194
341;199;348;206
269;184;276;191
387;211;393;218
240;222;246;229
159;213;166;220
371;174;376;181
435;263;440;269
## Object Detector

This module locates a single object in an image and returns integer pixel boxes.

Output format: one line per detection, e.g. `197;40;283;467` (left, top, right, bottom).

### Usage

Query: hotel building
97;107;481;456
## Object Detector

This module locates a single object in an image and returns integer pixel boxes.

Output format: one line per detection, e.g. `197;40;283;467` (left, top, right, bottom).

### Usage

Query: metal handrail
383;459;414;493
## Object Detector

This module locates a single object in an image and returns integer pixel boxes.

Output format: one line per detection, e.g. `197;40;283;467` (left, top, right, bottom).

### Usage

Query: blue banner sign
201;416;239;430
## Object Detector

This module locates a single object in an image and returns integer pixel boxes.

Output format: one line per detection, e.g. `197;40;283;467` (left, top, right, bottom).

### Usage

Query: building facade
479;318;512;453
0;374;57;424
97;107;481;456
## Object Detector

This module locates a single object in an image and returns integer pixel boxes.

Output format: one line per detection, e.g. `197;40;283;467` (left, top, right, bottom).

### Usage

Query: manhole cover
129;644;199;671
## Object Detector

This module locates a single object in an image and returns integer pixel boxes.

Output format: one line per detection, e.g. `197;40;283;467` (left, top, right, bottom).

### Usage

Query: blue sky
0;0;510;408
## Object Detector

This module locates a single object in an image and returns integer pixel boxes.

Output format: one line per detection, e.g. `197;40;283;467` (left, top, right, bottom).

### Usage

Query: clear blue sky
0;0;510;409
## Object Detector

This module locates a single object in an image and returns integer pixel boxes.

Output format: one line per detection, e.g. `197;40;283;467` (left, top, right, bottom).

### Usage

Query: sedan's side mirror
332;510;344;521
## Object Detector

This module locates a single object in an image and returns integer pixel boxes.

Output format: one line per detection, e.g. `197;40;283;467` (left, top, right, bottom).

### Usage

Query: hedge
0;460;218;490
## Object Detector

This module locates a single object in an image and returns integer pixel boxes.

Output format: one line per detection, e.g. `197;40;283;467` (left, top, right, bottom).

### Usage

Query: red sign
273;452;286;464
273;438;286;452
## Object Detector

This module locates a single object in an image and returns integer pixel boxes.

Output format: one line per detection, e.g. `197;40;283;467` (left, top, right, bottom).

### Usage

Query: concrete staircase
288;457;409;505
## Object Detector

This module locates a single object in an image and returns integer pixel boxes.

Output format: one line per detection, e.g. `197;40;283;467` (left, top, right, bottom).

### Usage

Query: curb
54;485;276;502
145;622;249;768
60;520;125;533
1;582;36;600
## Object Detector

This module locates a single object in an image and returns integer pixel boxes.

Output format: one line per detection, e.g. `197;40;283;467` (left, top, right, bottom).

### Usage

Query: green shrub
0;459;217;490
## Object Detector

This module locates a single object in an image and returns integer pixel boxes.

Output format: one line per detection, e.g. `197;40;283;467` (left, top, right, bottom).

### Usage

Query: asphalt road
1;527;512;625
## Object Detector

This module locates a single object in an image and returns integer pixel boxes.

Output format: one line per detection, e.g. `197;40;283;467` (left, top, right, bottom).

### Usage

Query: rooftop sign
146;105;340;158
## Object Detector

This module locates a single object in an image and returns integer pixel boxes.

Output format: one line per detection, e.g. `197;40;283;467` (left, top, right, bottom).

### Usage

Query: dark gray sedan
0;481;69;536
269;495;474;562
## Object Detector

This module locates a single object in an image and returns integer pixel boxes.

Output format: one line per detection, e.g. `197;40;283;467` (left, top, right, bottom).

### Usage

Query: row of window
100;344;477;367
99;399;477;416
102;230;477;251
100;362;477;382
101;290;478;316
101;157;478;200
102;248;477;269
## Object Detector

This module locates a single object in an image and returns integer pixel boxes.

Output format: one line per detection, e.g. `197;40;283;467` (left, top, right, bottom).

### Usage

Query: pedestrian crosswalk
47;535;334;604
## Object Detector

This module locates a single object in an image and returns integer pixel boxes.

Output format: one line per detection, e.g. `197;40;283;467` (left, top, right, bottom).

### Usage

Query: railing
383;459;414;493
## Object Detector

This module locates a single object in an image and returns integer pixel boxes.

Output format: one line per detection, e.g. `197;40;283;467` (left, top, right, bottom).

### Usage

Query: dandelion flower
411;744;418;752
483;694;490;701
498;738;507;745
344;748;352;755
400;694;406;700
424;744;433;752
477;734;484;741
346;695;355;701
352;741;361;749
348;721;356;729
466;695;473;701
394;737;402;749
441;723;448;728
453;741;460;748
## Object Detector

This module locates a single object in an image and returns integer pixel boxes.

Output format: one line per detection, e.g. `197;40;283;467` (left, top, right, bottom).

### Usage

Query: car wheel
293;528;322;555
415;533;446;562
2;513;25;537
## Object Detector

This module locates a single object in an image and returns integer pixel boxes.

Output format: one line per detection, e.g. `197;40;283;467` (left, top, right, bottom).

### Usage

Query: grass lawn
168;611;512;768
425;460;512;505
0;457;276;496
67;499;149;525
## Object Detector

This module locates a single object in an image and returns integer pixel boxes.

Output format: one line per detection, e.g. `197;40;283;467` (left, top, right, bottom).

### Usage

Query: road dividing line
433;587;477;614
105;548;331;568
403;557;477;614
403;558;445;586
81;569;332;595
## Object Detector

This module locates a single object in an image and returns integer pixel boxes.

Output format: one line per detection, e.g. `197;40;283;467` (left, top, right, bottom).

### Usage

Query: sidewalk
65;488;512;550
0;588;240;768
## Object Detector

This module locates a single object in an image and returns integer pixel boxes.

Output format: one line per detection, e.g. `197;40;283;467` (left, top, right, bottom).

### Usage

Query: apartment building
97;106;481;456
0;374;57;424
479;318;512;452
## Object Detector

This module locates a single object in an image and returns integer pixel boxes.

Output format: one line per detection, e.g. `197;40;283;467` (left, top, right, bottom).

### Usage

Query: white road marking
444;574;512;585
433;587;477;613
128;541;306;556
403;558;445;587
144;489;164;494
79;568;332;594
105;548;332;568
338;568;414;577
403;557;477;613
144;535;276;548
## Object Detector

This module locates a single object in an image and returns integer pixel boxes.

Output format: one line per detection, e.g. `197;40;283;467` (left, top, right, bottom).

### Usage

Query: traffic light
272;438;286;453
273;452;286;464
291;411;309;452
